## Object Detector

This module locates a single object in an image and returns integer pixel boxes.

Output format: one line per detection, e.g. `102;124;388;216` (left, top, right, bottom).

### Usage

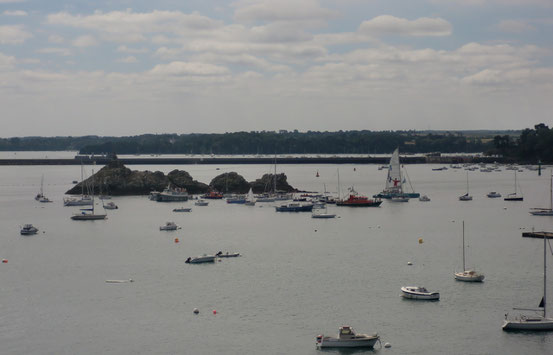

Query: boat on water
374;148;420;199
530;173;553;216
185;254;216;264
215;251;240;258
155;185;189;202
35;175;53;202
312;205;336;218
71;167;107;221
454;221;484;282
159;222;179;231
316;326;380;349
337;187;382;207
401;286;440;300
487;191;502;198
245;188;256;206
173;207;192;212
195;199;209;206
503;232;553;331
226;195;247;204
103;201;118;210
202;191;224;199
459;172;473;201
390;195;409;202
504;171;523;201
419;195;431;202
20;224;38;235
64;164;93;206
275;202;314;212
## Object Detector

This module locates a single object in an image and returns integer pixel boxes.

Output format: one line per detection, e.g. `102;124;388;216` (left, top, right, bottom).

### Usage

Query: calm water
1;163;552;355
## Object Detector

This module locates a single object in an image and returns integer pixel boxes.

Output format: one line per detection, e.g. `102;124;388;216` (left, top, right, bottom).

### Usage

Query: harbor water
1;162;552;354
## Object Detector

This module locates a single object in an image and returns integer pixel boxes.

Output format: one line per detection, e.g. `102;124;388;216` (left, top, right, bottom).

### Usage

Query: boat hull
336;201;381;207
530;210;553;216
401;287;439;300
454;272;485;282
275;205;313;212
503;318;553;331
374;192;420;199
71;214;107;220
186;256;216;263
318;337;379;348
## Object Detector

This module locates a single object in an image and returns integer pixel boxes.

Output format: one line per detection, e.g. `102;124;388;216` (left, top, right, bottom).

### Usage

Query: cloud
359;15;452;37
72;35;98;47
495;20;536;33
3;10;27;16
0;25;32;44
233;0;336;24
36;47;73;56
0;52;16;70
116;56;138;63
150;61;230;76
116;45;149;54
0;0;25;3
430;0;552;6
48;34;64;44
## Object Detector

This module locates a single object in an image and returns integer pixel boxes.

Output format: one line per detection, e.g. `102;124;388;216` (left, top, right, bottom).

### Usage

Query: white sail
385;148;403;193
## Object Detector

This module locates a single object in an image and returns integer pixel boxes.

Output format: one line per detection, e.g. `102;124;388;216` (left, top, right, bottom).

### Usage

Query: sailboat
245;188;256;206
454;221;484;282
530;173;553;216
71;168;107;221
459;172;473;201
35;174;53;203
504;170;523;201
374;148;419;199
502;233;553;330
64;163;93;206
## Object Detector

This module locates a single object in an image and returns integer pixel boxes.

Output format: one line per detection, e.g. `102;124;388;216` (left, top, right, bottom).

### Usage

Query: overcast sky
1;0;552;137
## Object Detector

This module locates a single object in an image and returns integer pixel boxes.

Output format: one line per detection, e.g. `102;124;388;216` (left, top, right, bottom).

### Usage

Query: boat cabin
338;326;356;339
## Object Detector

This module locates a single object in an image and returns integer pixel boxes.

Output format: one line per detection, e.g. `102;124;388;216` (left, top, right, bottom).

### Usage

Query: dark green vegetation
0;130;518;155
491;124;553;163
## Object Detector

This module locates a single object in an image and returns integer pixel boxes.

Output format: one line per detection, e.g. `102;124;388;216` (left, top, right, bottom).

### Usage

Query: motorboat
155;185;189;202
20;224;38;235
487;191;501;198
159;222;179;231
103;201;118;210
419;195;431;202
185;254;216;264
316;326;380;349
215;251;240;258
401;286;440;300
503;232;553;331
173;207;192;212
195;199;209;206
338;187;382;207
275;202;314;212
454;221;484;282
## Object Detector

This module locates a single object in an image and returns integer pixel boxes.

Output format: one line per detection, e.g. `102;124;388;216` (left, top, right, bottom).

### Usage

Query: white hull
312;213;336;219
503;318;553;331
455;272;485;282
186;255;216;263
401;287;439;300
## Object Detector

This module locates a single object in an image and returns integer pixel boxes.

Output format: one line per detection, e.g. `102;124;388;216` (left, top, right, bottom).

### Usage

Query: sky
1;0;552;137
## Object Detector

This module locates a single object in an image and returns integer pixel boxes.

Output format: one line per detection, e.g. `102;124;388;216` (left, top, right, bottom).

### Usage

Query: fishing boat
20;224;38;235
503;233;553;330
71;168;107;221
337;187;382;207
401;286;440;300
504;171;523;201
155;185;189;202
316;326;380;349
374;148;420;199
454;221;484;282
159;222;179;231
275;202;314;212
530;173;553;216
487;191;502;198
185;255;216;264
459;172;473;201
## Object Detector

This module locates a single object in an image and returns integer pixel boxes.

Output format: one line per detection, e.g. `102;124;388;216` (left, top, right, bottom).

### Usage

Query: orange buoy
174;238;179;243
212;310;217;315
2;259;7;263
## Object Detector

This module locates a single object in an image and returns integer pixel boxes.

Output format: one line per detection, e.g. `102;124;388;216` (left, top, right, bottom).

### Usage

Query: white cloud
72;35;99;47
48;34;64;44
359;15;452;37
0;52;16;70
3;10;27;16
495;20;536;33
150;61;230;76
36;47;73;56
0;25;32;44
116;56;138;63
233;0;336;24
116;45;149;54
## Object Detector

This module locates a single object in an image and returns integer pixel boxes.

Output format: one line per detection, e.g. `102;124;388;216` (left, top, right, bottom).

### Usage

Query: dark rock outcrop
209;172;250;194
249;173;296;194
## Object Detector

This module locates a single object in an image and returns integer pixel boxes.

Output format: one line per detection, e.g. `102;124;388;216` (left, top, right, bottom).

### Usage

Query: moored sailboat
504;170;523;201
530;173;553;216
454;221;484;282
70;167;106;221
374;148;419;199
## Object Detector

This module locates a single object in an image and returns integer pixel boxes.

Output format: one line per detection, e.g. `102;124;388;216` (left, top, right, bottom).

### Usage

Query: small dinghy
185;254;216;264
316;326;380;348
215;251;240;258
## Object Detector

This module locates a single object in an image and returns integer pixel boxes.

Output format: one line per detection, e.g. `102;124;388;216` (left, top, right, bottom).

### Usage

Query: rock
249;173;296;194
209;172;250;194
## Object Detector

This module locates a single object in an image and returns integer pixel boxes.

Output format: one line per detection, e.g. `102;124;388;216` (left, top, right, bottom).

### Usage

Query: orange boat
203;191;224;199
336;193;382;207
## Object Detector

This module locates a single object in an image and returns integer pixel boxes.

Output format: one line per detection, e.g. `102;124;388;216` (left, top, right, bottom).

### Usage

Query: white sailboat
64;164;93;206
71;167;107;221
504;170;523;201
459;172;473;201
530;173;553;216
454;221;484;282
374;148;419;199
245;187;256;206
35;174;53;203
503;233;553;330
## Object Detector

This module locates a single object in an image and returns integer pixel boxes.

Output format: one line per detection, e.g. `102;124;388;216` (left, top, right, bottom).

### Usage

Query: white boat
103;201;118;210
390;195;409;202
20;224;38;235
419;195;431;202
155;184;189;202
316;326;380;349
454;221;484;282
159;222;179;231
185;254;216;264
504;170;523;201
71;167;107;221
245;188;256;206
503;232;553;331
312;205;336;219
459;172;472;201
530;173;553;216
374;148;419;199
487;191;501;198
64;165;93;206
401;286;440;300
195;199;209;206
173;207;192;212
35;175;53;202
215;251;240;258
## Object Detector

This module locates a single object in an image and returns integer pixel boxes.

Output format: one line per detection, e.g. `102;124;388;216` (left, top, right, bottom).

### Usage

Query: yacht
155;185;189;202
316;326;380;349
401;286;440;300
20;224;38;235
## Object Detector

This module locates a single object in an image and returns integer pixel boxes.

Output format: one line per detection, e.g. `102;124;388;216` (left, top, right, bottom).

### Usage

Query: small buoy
2;259;7;263
314;229;317;232
503;207;507;210
407;261;413;265
418;238;423;244
174;238;179;243
193;308;199;314
212;309;217;315
384;342;391;348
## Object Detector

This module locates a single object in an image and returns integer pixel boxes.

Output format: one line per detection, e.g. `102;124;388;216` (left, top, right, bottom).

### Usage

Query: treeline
491;123;553;163
0;130;515;155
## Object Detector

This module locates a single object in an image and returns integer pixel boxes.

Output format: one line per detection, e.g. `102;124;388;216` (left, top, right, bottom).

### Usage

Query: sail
247;188;254;200
385;148;402;192
539;296;545;308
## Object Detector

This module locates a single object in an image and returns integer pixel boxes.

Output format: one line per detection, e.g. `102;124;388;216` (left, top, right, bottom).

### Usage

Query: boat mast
466;172;469;195
544;231;547;318
273;155;277;194
337;168;341;200
462;221;466;272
